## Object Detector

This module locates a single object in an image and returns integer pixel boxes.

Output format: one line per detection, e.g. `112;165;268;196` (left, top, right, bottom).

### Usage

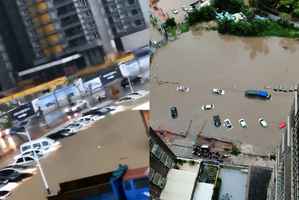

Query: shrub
231;145;241;155
186;6;216;25
165;18;177;29
214;0;245;13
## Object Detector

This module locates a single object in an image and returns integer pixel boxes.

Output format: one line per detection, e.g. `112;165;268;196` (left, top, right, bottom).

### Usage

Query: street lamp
127;76;134;93
23;128;51;195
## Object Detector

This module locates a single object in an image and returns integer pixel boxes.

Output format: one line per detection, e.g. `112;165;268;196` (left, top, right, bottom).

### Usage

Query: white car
239;119;247;128
201;104;215;110
187;7;193;13
182;6;188;11
171;9;179;14
224;119;233;129
14;149;43;160
115;90;149;105
20;138;60;155
0;182;18;200
65;123;83;132
12;155;36;167
258;118;268;128
64;100;88;113
75;115;95;126
212;88;225;95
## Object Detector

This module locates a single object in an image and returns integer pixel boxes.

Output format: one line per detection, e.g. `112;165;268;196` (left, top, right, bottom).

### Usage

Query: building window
131;9;138;16
127;0;135;5
134;19;142;26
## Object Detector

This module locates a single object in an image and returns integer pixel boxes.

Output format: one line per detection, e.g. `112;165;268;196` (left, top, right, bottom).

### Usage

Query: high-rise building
267;88;299;200
149;128;176;199
0;0;34;91
15;0;147;80
0;0;148;91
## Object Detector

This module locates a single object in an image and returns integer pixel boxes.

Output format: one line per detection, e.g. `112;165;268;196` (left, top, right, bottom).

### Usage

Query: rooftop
160;161;200;200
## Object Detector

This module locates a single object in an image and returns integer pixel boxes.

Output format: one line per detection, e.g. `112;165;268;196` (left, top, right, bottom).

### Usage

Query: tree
165;18;177;29
214;0;245;13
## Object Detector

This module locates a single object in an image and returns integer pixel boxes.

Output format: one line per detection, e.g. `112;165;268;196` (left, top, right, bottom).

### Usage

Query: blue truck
245;90;271;100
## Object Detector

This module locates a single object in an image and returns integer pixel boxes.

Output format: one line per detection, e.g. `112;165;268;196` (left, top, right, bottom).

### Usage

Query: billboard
10;103;35;121
99;66;122;86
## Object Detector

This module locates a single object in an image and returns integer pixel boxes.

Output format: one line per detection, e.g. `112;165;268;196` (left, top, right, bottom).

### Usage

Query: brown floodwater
150;30;299;155
8;110;149;200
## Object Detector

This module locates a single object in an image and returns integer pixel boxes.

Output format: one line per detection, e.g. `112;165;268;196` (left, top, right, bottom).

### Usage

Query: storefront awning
18;54;81;76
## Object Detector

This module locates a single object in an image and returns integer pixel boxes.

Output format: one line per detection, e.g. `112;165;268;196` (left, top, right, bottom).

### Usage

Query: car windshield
0;191;9;196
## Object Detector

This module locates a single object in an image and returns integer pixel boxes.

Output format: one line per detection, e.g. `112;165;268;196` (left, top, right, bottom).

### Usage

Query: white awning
19;54;81;76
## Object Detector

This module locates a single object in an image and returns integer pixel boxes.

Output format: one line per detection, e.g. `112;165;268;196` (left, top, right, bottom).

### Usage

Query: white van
20;138;60;154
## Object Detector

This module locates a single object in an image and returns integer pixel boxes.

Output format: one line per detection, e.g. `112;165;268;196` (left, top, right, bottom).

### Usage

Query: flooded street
150;30;299;154
7;110;149;200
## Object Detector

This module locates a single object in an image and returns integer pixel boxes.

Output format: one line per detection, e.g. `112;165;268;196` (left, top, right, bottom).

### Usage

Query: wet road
7;110;149;200
150;30;299;155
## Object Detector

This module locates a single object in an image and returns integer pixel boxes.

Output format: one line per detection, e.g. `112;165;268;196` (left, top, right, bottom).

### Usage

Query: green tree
214;0;245;13
165;18;177;29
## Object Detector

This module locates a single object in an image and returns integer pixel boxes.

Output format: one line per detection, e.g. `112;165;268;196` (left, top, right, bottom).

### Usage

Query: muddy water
150;30;299;154
8;111;149;200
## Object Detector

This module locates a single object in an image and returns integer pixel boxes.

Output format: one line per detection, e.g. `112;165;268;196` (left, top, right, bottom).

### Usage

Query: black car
213;115;221;127
170;106;178;119
121;77;142;88
83;107;114;117
0;169;26;182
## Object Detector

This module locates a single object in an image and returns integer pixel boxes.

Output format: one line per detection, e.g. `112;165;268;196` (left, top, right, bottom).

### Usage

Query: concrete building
149;128;177;199
0;0;34;91
0;0;148;91
267;89;299;200
16;0;148;81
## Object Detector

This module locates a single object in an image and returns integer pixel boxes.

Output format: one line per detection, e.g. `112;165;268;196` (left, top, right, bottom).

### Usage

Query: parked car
64;100;88;113
212;88;225;95
224;119;233;129
14;149;43;160
83;107;115;117
0;168;31;182
115;90;149;105
182;6;188;11
75;115;95;126
170;106;178;119
47;127;77;140
201;104;215;111
0;182;18;200
121;77;142;89
65;123;83;132
279;121;286;129
213;115;221;127
258;118;268;128
12;155;36;167
171;9;179;14
245;90;271;100
20;138;60;154
239;119;247;128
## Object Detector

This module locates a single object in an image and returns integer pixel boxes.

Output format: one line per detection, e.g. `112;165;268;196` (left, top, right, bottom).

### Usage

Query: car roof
21;137;54;147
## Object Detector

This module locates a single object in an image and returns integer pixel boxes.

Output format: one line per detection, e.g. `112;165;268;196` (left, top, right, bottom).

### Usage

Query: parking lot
150;30;299;155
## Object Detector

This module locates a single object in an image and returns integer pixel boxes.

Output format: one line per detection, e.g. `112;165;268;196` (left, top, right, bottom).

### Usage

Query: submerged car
239;119;247;128
212;88;225;95
171;9;179;14
245;90;271;100
258;118;268;128
170;106;178;119
213;115;221;127
201;104;215;111
224;119;233;129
